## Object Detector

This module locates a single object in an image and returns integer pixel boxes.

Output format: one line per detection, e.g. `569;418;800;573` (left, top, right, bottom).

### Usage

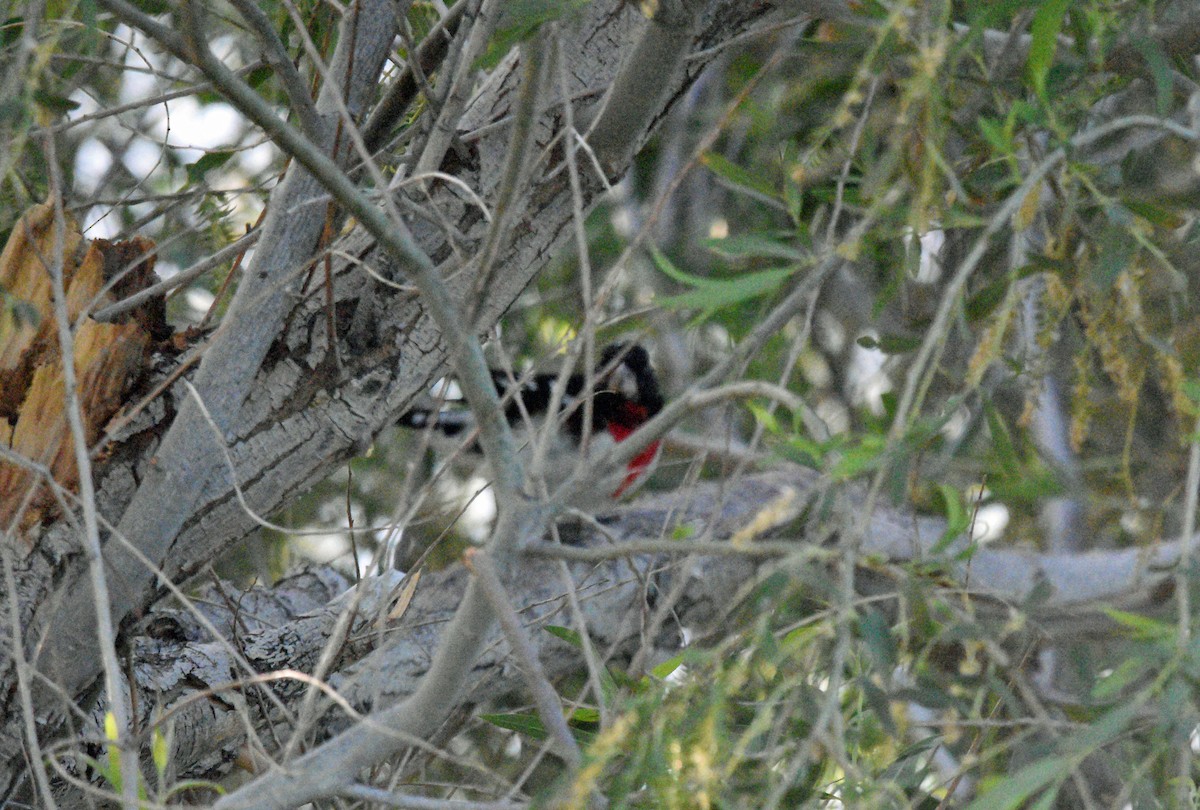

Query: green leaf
481;711;597;745
1184;379;1200;403
1026;0;1070;98
652;246;792;321
863;677;901;739
166;779;226;799
670;524;696;540
977;116;1010;155
856;333;920;354
784;176;804;223
1090;657;1148;701
186;150;236;185
983;400;1019;476
831;435;887;479
657;269;790;313
246;65;274;89
152;727;169;780
746;401;780;434
9;299;40;328
651;652;685;680
702;234;807;262
1103;608;1174;641
477;0;588;70
931;484;969;554
1066;698;1142;755
701;151;780;201
785;432;828;467
967;755;1067;810
544;625;582;647
1022;253;1072;277
1120;197;1182;228
481;712;547;740
0;17;23;48
33;89;80;115
570;707;600;725
965;277;1010;323
1133;37;1173;116
858;609;896;671
1091;223;1137;288
0;97;24;123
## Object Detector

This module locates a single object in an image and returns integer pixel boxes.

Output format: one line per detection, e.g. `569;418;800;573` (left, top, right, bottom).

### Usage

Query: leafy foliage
12;0;1200;805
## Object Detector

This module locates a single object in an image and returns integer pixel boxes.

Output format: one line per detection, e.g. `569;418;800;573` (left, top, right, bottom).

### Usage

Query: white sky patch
353;545;375;574
144;97;243;162
610;205;634;238
82;205;120;238
429;378;462;400
128;200;156;228
814;396;849;435
67;87;99;121
185;287;216;319
704;323;731;350
816;309;846;353
118;27;164;107
121;137;164;180
292;531;350;564
459;478;497;543
799;350;831;389
210;34;243;66
73;139;112;195
119;64;159;110
239;138;279;176
154;260;180;282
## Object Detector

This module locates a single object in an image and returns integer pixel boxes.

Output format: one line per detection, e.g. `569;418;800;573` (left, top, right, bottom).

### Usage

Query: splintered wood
0;201;168;537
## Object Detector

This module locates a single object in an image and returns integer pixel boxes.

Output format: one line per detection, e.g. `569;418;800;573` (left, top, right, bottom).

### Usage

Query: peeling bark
0;1;786;800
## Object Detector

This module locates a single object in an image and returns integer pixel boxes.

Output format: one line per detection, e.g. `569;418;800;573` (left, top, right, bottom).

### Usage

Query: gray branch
32;465;1185;805
0;1;785;801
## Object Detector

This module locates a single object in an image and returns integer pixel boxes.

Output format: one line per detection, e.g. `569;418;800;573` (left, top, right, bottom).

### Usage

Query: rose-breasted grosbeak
400;343;664;508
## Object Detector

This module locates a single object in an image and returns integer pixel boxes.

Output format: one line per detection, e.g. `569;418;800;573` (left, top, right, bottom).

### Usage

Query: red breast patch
608;403;659;497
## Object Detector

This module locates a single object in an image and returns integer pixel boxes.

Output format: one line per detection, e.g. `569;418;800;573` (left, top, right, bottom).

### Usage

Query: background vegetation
6;0;1200;806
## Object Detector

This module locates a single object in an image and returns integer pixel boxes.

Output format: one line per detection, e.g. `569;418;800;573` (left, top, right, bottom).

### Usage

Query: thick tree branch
0;0;787;799
37;0;398;751
40;465;1185;798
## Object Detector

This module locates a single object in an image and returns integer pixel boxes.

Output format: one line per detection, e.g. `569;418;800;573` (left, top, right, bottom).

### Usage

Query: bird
399;342;664;509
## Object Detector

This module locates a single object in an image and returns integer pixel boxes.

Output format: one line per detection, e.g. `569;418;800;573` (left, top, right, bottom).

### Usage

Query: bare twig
0;545;58;810
38;135;139;805
526;538;826;562
90;227;261;322
415;0;499;176
1176;413;1200;802
339;783;527;810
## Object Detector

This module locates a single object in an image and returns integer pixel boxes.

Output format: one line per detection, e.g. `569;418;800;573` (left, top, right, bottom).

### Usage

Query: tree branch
43;465;1188;796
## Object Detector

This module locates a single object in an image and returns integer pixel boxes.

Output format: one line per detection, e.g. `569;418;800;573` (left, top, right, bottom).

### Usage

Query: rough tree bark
34;465;1189;803
0;0;790;802
6;0;1194;804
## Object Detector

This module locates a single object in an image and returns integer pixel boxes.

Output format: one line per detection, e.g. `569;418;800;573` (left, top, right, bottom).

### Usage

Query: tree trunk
0;1;786;800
